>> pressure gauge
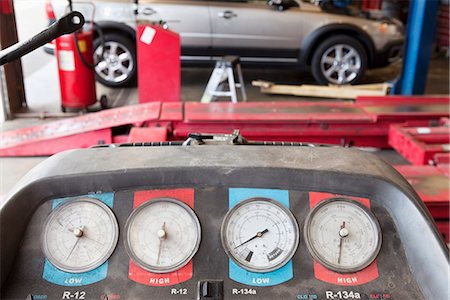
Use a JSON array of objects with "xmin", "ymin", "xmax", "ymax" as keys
[
  {"xmin": 221, "ymin": 198, "xmax": 299, "ymax": 273},
  {"xmin": 42, "ymin": 198, "xmax": 119, "ymax": 273},
  {"xmin": 124, "ymin": 198, "xmax": 201, "ymax": 273},
  {"xmin": 304, "ymin": 198, "xmax": 382, "ymax": 273}
]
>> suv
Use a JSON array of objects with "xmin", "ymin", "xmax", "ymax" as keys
[{"xmin": 46, "ymin": 0, "xmax": 404, "ymax": 88}]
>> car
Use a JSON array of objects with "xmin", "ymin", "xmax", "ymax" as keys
[{"xmin": 45, "ymin": 0, "xmax": 404, "ymax": 88}]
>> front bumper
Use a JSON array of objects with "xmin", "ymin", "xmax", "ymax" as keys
[{"xmin": 371, "ymin": 39, "xmax": 404, "ymax": 68}]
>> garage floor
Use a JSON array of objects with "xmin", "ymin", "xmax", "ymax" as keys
[
  {"xmin": 1, "ymin": 1, "xmax": 449, "ymax": 199},
  {"xmin": 13, "ymin": 55, "xmax": 450, "ymax": 116}
]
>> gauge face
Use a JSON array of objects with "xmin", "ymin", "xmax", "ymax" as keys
[
  {"xmin": 221, "ymin": 198, "xmax": 299, "ymax": 273},
  {"xmin": 42, "ymin": 198, "xmax": 119, "ymax": 273},
  {"xmin": 124, "ymin": 198, "xmax": 201, "ymax": 273},
  {"xmin": 304, "ymin": 198, "xmax": 382, "ymax": 273}
]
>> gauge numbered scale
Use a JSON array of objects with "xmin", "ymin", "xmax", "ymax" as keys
[
  {"xmin": 124, "ymin": 198, "xmax": 201, "ymax": 273},
  {"xmin": 221, "ymin": 198, "xmax": 299, "ymax": 273},
  {"xmin": 304, "ymin": 198, "xmax": 382, "ymax": 273},
  {"xmin": 42, "ymin": 198, "xmax": 119, "ymax": 273}
]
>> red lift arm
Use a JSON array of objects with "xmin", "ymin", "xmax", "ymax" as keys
[{"xmin": 0, "ymin": 96, "xmax": 448, "ymax": 156}]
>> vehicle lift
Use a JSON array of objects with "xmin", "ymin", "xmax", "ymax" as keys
[{"xmin": 0, "ymin": 3, "xmax": 448, "ymax": 242}]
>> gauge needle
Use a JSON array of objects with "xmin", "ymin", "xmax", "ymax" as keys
[
  {"xmin": 234, "ymin": 229, "xmax": 269, "ymax": 249},
  {"xmin": 66, "ymin": 226, "xmax": 84, "ymax": 261},
  {"xmin": 156, "ymin": 222, "xmax": 166, "ymax": 265},
  {"xmin": 337, "ymin": 221, "xmax": 349, "ymax": 264},
  {"xmin": 82, "ymin": 232, "xmax": 104, "ymax": 246}
]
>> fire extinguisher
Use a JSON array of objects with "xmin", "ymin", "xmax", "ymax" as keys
[{"xmin": 54, "ymin": 1, "xmax": 105, "ymax": 112}]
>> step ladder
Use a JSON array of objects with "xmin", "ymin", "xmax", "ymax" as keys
[{"xmin": 201, "ymin": 56, "xmax": 247, "ymax": 103}]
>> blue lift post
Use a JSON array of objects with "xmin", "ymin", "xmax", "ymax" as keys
[{"xmin": 393, "ymin": 0, "xmax": 440, "ymax": 95}]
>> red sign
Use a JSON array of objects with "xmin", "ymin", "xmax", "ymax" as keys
[
  {"xmin": 128, "ymin": 188, "xmax": 195, "ymax": 286},
  {"xmin": 308, "ymin": 192, "xmax": 379, "ymax": 286},
  {"xmin": 137, "ymin": 25, "xmax": 180, "ymax": 103}
]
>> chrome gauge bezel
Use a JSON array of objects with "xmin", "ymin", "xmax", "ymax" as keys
[
  {"xmin": 123, "ymin": 198, "xmax": 202, "ymax": 274},
  {"xmin": 42, "ymin": 197, "xmax": 119, "ymax": 273},
  {"xmin": 221, "ymin": 197, "xmax": 300, "ymax": 273},
  {"xmin": 303, "ymin": 197, "xmax": 382, "ymax": 273}
]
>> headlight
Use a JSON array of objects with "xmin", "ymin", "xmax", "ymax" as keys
[{"xmin": 378, "ymin": 22, "xmax": 403, "ymax": 35}]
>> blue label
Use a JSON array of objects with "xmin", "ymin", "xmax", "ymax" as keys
[
  {"xmin": 229, "ymin": 188, "xmax": 289, "ymax": 209},
  {"xmin": 51, "ymin": 193, "xmax": 114, "ymax": 209},
  {"xmin": 228, "ymin": 188, "xmax": 293, "ymax": 286},
  {"xmin": 229, "ymin": 260, "xmax": 293, "ymax": 287},
  {"xmin": 42, "ymin": 193, "xmax": 114, "ymax": 286},
  {"xmin": 43, "ymin": 260, "xmax": 108, "ymax": 287}
]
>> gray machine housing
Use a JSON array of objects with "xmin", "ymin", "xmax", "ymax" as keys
[{"xmin": 1, "ymin": 146, "xmax": 448, "ymax": 299}]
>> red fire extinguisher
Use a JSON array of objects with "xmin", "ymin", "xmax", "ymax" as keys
[{"xmin": 55, "ymin": 30, "xmax": 97, "ymax": 112}]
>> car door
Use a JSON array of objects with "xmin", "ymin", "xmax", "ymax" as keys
[
  {"xmin": 137, "ymin": 0, "xmax": 211, "ymax": 53},
  {"xmin": 209, "ymin": 0, "xmax": 302, "ymax": 60}
]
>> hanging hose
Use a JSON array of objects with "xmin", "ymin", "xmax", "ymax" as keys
[
  {"xmin": 65, "ymin": 0, "xmax": 109, "ymax": 110},
  {"xmin": 73, "ymin": 21, "xmax": 105, "ymax": 70},
  {"xmin": 72, "ymin": 21, "xmax": 109, "ymax": 109},
  {"xmin": 67, "ymin": 0, "xmax": 104, "ymax": 70}
]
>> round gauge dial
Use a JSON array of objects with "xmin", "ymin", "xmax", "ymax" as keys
[
  {"xmin": 304, "ymin": 198, "xmax": 382, "ymax": 273},
  {"xmin": 42, "ymin": 198, "xmax": 119, "ymax": 273},
  {"xmin": 221, "ymin": 198, "xmax": 299, "ymax": 273},
  {"xmin": 124, "ymin": 198, "xmax": 201, "ymax": 273}
]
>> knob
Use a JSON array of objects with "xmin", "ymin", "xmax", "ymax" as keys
[{"xmin": 197, "ymin": 280, "xmax": 223, "ymax": 299}]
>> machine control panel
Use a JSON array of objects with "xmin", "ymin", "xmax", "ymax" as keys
[
  {"xmin": 1, "ymin": 146, "xmax": 447, "ymax": 299},
  {"xmin": 2, "ymin": 188, "xmax": 423, "ymax": 299}
]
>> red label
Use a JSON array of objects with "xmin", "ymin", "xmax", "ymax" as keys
[
  {"xmin": 128, "ymin": 188, "xmax": 195, "ymax": 286},
  {"xmin": 129, "ymin": 260, "xmax": 193, "ymax": 287},
  {"xmin": 133, "ymin": 188, "xmax": 194, "ymax": 209},
  {"xmin": 309, "ymin": 192, "xmax": 379, "ymax": 286},
  {"xmin": 313, "ymin": 260, "xmax": 379, "ymax": 286}
]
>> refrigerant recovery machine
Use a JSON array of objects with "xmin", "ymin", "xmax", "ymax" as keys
[{"xmin": 1, "ymin": 135, "xmax": 449, "ymax": 300}]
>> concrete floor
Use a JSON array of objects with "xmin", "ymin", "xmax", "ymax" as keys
[{"xmin": 1, "ymin": 1, "xmax": 449, "ymax": 199}]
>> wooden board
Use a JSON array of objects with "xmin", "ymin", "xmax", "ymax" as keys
[{"xmin": 252, "ymin": 80, "xmax": 391, "ymax": 99}]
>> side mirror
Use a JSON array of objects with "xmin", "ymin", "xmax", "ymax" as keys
[{"xmin": 267, "ymin": 0, "xmax": 298, "ymax": 11}]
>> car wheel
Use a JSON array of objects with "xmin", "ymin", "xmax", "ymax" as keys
[
  {"xmin": 311, "ymin": 35, "xmax": 367, "ymax": 85},
  {"xmin": 93, "ymin": 33, "xmax": 137, "ymax": 88}
]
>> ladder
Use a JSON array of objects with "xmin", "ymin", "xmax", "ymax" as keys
[{"xmin": 201, "ymin": 56, "xmax": 247, "ymax": 103}]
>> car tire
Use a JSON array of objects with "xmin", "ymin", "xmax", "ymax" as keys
[
  {"xmin": 93, "ymin": 33, "xmax": 137, "ymax": 88},
  {"xmin": 311, "ymin": 35, "xmax": 367, "ymax": 85}
]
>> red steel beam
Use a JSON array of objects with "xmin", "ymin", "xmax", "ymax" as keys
[
  {"xmin": 388, "ymin": 121, "xmax": 450, "ymax": 165},
  {"xmin": 0, "ymin": 102, "xmax": 161, "ymax": 156},
  {"xmin": 0, "ymin": 96, "xmax": 448, "ymax": 156}
]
